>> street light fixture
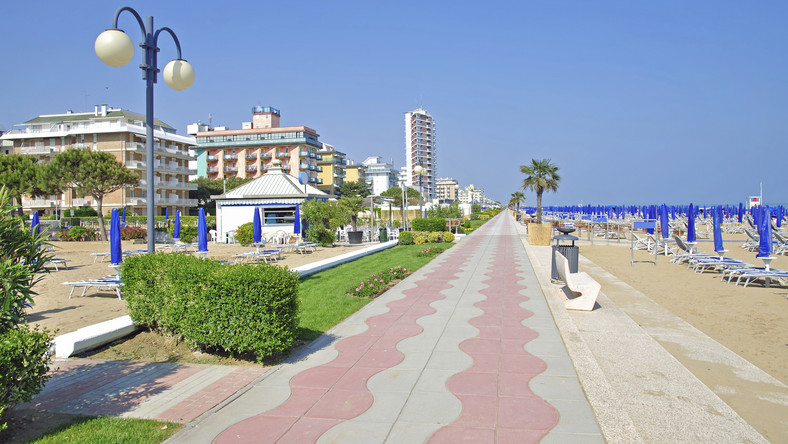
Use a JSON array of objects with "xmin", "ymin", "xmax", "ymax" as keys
[
  {"xmin": 414, "ymin": 164, "xmax": 426, "ymax": 218},
  {"xmin": 95, "ymin": 6, "xmax": 194, "ymax": 254}
]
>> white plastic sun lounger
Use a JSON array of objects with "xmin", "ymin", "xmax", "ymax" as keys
[{"xmin": 63, "ymin": 275, "xmax": 123, "ymax": 300}]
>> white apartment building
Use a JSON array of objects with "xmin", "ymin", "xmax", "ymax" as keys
[
  {"xmin": 404, "ymin": 107, "xmax": 436, "ymax": 198},
  {"xmin": 458, "ymin": 185, "xmax": 485, "ymax": 205},
  {"xmin": 435, "ymin": 177, "xmax": 459, "ymax": 203},
  {"xmin": 361, "ymin": 156, "xmax": 399, "ymax": 195},
  {"xmin": 0, "ymin": 105, "xmax": 197, "ymax": 216}
]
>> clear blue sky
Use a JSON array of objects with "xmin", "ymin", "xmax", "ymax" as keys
[{"xmin": 2, "ymin": 1, "xmax": 786, "ymax": 206}]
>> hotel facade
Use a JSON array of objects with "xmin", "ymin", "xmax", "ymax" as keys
[
  {"xmin": 190, "ymin": 106, "xmax": 323, "ymax": 186},
  {"xmin": 0, "ymin": 105, "xmax": 197, "ymax": 216},
  {"xmin": 404, "ymin": 107, "xmax": 436, "ymax": 199}
]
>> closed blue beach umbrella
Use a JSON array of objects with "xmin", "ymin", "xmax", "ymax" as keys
[
  {"xmin": 737, "ymin": 203, "xmax": 743, "ymax": 223},
  {"xmin": 165, "ymin": 207, "xmax": 169, "ymax": 220},
  {"xmin": 198, "ymin": 207, "xmax": 208, "ymax": 253},
  {"xmin": 293, "ymin": 203, "xmax": 301, "ymax": 235},
  {"xmin": 173, "ymin": 210, "xmax": 181, "ymax": 240},
  {"xmin": 122, "ymin": 206, "xmax": 127, "ymax": 224},
  {"xmin": 660, "ymin": 204, "xmax": 669, "ymax": 239},
  {"xmin": 713, "ymin": 207, "xmax": 724, "ymax": 253},
  {"xmin": 756, "ymin": 207, "xmax": 772, "ymax": 258},
  {"xmin": 110, "ymin": 208, "xmax": 122, "ymax": 265},
  {"xmin": 30, "ymin": 211, "xmax": 40, "ymax": 236},
  {"xmin": 253, "ymin": 208, "xmax": 262, "ymax": 243},
  {"xmin": 776, "ymin": 206, "xmax": 783, "ymax": 228},
  {"xmin": 687, "ymin": 203, "xmax": 697, "ymax": 242}
]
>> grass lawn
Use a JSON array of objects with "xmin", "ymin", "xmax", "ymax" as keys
[
  {"xmin": 297, "ymin": 243, "xmax": 452, "ymax": 340},
  {"xmin": 17, "ymin": 416, "xmax": 180, "ymax": 444}
]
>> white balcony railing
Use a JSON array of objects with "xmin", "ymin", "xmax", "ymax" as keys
[{"xmin": 20, "ymin": 146, "xmax": 54, "ymax": 155}]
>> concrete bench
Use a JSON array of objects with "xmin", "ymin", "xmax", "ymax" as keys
[{"xmin": 555, "ymin": 251, "xmax": 601, "ymax": 311}]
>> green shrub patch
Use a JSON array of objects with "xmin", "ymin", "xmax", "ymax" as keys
[
  {"xmin": 121, "ymin": 254, "xmax": 299, "ymax": 361},
  {"xmin": 410, "ymin": 217, "xmax": 447, "ymax": 232},
  {"xmin": 349, "ymin": 266, "xmax": 408, "ymax": 298}
]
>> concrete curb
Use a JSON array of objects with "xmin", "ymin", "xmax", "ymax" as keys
[{"xmin": 52, "ymin": 315, "xmax": 137, "ymax": 358}]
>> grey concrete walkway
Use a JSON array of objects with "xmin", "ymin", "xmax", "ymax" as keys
[
  {"xmin": 516, "ymin": 221, "xmax": 778, "ymax": 443},
  {"xmin": 169, "ymin": 213, "xmax": 602, "ymax": 443}
]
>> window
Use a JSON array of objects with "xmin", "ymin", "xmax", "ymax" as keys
[{"xmin": 263, "ymin": 207, "xmax": 296, "ymax": 225}]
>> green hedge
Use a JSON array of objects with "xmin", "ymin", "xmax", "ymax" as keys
[
  {"xmin": 234, "ymin": 222, "xmax": 254, "ymax": 245},
  {"xmin": 121, "ymin": 254, "xmax": 300, "ymax": 360},
  {"xmin": 399, "ymin": 230, "xmax": 455, "ymax": 246},
  {"xmin": 410, "ymin": 217, "xmax": 447, "ymax": 232},
  {"xmin": 0, "ymin": 325, "xmax": 53, "ymax": 428}
]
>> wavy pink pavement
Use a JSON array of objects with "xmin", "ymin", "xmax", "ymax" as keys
[
  {"xmin": 428, "ymin": 221, "xmax": 559, "ymax": 443},
  {"xmin": 215, "ymin": 236, "xmax": 484, "ymax": 443}
]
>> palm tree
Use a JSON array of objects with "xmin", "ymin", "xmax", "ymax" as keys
[
  {"xmin": 520, "ymin": 159, "xmax": 560, "ymax": 224},
  {"xmin": 508, "ymin": 191, "xmax": 525, "ymax": 212}
]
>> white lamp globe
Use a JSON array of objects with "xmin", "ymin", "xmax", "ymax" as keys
[
  {"xmin": 414, "ymin": 165, "xmax": 423, "ymax": 175},
  {"xmin": 162, "ymin": 59, "xmax": 195, "ymax": 91},
  {"xmin": 95, "ymin": 29, "xmax": 134, "ymax": 67}
]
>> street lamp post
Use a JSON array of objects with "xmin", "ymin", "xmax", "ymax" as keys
[
  {"xmin": 400, "ymin": 180, "xmax": 408, "ymax": 230},
  {"xmin": 95, "ymin": 6, "xmax": 194, "ymax": 254},
  {"xmin": 414, "ymin": 164, "xmax": 426, "ymax": 218}
]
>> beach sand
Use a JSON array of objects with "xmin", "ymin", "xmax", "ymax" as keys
[
  {"xmin": 577, "ymin": 232, "xmax": 788, "ymax": 386},
  {"xmin": 27, "ymin": 240, "xmax": 368, "ymax": 335}
]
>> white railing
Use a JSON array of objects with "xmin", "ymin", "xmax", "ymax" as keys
[{"xmin": 20, "ymin": 146, "xmax": 54, "ymax": 155}]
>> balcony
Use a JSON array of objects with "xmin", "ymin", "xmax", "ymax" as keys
[
  {"xmin": 276, "ymin": 152, "xmax": 290, "ymax": 158},
  {"xmin": 125, "ymin": 197, "xmax": 146, "ymax": 205},
  {"xmin": 245, "ymin": 154, "xmax": 258, "ymax": 160},
  {"xmin": 299, "ymin": 150, "xmax": 309, "ymax": 157},
  {"xmin": 309, "ymin": 165, "xmax": 317, "ymax": 171},
  {"xmin": 22, "ymin": 198, "xmax": 55, "ymax": 208},
  {"xmin": 246, "ymin": 166, "xmax": 257, "ymax": 172},
  {"xmin": 315, "ymin": 154, "xmax": 322, "ymax": 160},
  {"xmin": 126, "ymin": 160, "xmax": 146, "ymax": 169},
  {"xmin": 223, "ymin": 154, "xmax": 238, "ymax": 160},
  {"xmin": 223, "ymin": 166, "xmax": 239, "ymax": 173},
  {"xmin": 20, "ymin": 146, "xmax": 54, "ymax": 155},
  {"xmin": 207, "ymin": 154, "xmax": 218, "ymax": 161},
  {"xmin": 71, "ymin": 143, "xmax": 89, "ymax": 149},
  {"xmin": 299, "ymin": 163, "xmax": 308, "ymax": 170},
  {"xmin": 126, "ymin": 142, "xmax": 146, "ymax": 152},
  {"xmin": 260, "ymin": 153, "xmax": 272, "ymax": 159},
  {"xmin": 207, "ymin": 167, "xmax": 219, "ymax": 173}
]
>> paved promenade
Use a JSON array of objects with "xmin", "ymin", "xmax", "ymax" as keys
[{"xmin": 171, "ymin": 213, "xmax": 601, "ymax": 443}]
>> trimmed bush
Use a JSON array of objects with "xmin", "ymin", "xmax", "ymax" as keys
[
  {"xmin": 121, "ymin": 226, "xmax": 147, "ymax": 240},
  {"xmin": 121, "ymin": 254, "xmax": 300, "ymax": 360},
  {"xmin": 63, "ymin": 226, "xmax": 96, "ymax": 241},
  {"xmin": 410, "ymin": 217, "xmax": 447, "ymax": 232},
  {"xmin": 234, "ymin": 222, "xmax": 254, "ymax": 245},
  {"xmin": 166, "ymin": 224, "xmax": 197, "ymax": 243},
  {"xmin": 306, "ymin": 225, "xmax": 335, "ymax": 246},
  {"xmin": 0, "ymin": 325, "xmax": 53, "ymax": 428},
  {"xmin": 427, "ymin": 232, "xmax": 442, "ymax": 243},
  {"xmin": 413, "ymin": 233, "xmax": 428, "ymax": 244},
  {"xmin": 442, "ymin": 231, "xmax": 455, "ymax": 242},
  {"xmin": 398, "ymin": 231, "xmax": 414, "ymax": 245}
]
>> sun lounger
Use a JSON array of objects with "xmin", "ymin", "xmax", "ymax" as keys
[
  {"xmin": 62, "ymin": 274, "xmax": 123, "ymax": 300},
  {"xmin": 555, "ymin": 251, "xmax": 600, "ymax": 311},
  {"xmin": 45, "ymin": 258, "xmax": 71, "ymax": 271}
]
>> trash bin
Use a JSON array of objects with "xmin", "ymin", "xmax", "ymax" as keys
[
  {"xmin": 551, "ymin": 231, "xmax": 579, "ymax": 281},
  {"xmin": 379, "ymin": 228, "xmax": 387, "ymax": 242}
]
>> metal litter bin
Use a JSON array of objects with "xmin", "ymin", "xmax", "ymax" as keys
[{"xmin": 551, "ymin": 229, "xmax": 579, "ymax": 281}]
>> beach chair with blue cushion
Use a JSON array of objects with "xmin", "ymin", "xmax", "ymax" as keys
[{"xmin": 62, "ymin": 274, "xmax": 123, "ymax": 300}]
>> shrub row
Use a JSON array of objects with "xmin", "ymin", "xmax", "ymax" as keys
[
  {"xmin": 398, "ymin": 231, "xmax": 454, "ymax": 245},
  {"xmin": 121, "ymin": 254, "xmax": 300, "ymax": 361},
  {"xmin": 166, "ymin": 224, "xmax": 199, "ymax": 243},
  {"xmin": 410, "ymin": 217, "xmax": 448, "ymax": 232}
]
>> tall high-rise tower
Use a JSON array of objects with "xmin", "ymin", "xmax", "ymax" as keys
[{"xmin": 404, "ymin": 107, "xmax": 436, "ymax": 198}]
